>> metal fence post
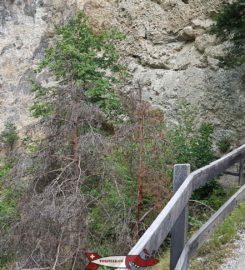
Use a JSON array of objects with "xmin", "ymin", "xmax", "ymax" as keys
[
  {"xmin": 239, "ymin": 160, "xmax": 245, "ymax": 186},
  {"xmin": 170, "ymin": 164, "xmax": 190, "ymax": 270}
]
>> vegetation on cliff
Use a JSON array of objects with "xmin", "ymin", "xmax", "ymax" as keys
[
  {"xmin": 211, "ymin": 0, "xmax": 245, "ymax": 67},
  {"xmin": 0, "ymin": 12, "xmax": 171, "ymax": 269},
  {"xmin": 0, "ymin": 1, "xmax": 244, "ymax": 268}
]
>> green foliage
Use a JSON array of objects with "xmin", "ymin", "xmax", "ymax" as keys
[
  {"xmin": 190, "ymin": 123, "xmax": 215, "ymax": 169},
  {"xmin": 189, "ymin": 215, "xmax": 206, "ymax": 231},
  {"xmin": 30, "ymin": 79, "xmax": 48, "ymax": 98},
  {"xmin": 169, "ymin": 103, "xmax": 215, "ymax": 171},
  {"xmin": 29, "ymin": 80, "xmax": 53, "ymax": 118},
  {"xmin": 217, "ymin": 136, "xmax": 232, "ymax": 153},
  {"xmin": 210, "ymin": 0, "xmax": 245, "ymax": 67},
  {"xmin": 0, "ymin": 187, "xmax": 18, "ymax": 228},
  {"xmin": 81, "ymin": 148, "xmax": 137, "ymax": 253},
  {"xmin": 152, "ymin": 249, "xmax": 170, "ymax": 270},
  {"xmin": 38, "ymin": 12, "xmax": 125, "ymax": 117},
  {"xmin": 30, "ymin": 101, "xmax": 53, "ymax": 118},
  {"xmin": 22, "ymin": 137, "xmax": 40, "ymax": 154},
  {"xmin": 202, "ymin": 187, "xmax": 227, "ymax": 209},
  {"xmin": 0, "ymin": 253, "xmax": 13, "ymax": 269},
  {"xmin": 82, "ymin": 106, "xmax": 170, "ymax": 251},
  {"xmin": 168, "ymin": 102, "xmax": 226, "ymax": 203},
  {"xmin": 0, "ymin": 158, "xmax": 19, "ymax": 268},
  {"xmin": 0, "ymin": 162, "xmax": 11, "ymax": 178},
  {"xmin": 20, "ymin": 12, "xmax": 128, "ymax": 265},
  {"xmin": 190, "ymin": 201, "xmax": 245, "ymax": 270},
  {"xmin": 0, "ymin": 159, "xmax": 17, "ymax": 230},
  {"xmin": 0, "ymin": 123, "xmax": 18, "ymax": 150},
  {"xmin": 118, "ymin": 106, "xmax": 171, "ymax": 225},
  {"xmin": 192, "ymin": 178, "xmax": 224, "ymax": 202},
  {"xmin": 0, "ymin": 159, "xmax": 12, "ymax": 178}
]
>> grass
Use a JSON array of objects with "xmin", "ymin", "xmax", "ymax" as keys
[
  {"xmin": 0, "ymin": 159, "xmax": 17, "ymax": 269},
  {"xmin": 152, "ymin": 196, "xmax": 245, "ymax": 270},
  {"xmin": 152, "ymin": 249, "xmax": 170, "ymax": 270},
  {"xmin": 190, "ymin": 200, "xmax": 245, "ymax": 270}
]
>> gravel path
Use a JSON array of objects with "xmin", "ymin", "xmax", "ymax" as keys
[{"xmin": 220, "ymin": 231, "xmax": 245, "ymax": 270}]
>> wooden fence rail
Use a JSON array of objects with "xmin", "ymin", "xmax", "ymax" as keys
[
  {"xmin": 175, "ymin": 183, "xmax": 245, "ymax": 270},
  {"xmin": 128, "ymin": 144, "xmax": 245, "ymax": 270}
]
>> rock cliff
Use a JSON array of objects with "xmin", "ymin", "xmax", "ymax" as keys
[{"xmin": 0, "ymin": 0, "xmax": 244, "ymax": 142}]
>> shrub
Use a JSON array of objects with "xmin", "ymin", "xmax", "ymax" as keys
[
  {"xmin": 0, "ymin": 158, "xmax": 18, "ymax": 230},
  {"xmin": 82, "ymin": 102, "xmax": 171, "ymax": 251},
  {"xmin": 217, "ymin": 136, "xmax": 232, "ymax": 153},
  {"xmin": 115, "ymin": 101, "xmax": 171, "ymax": 239},
  {"xmin": 210, "ymin": 0, "xmax": 245, "ymax": 67},
  {"xmin": 83, "ymin": 163, "xmax": 136, "ymax": 254},
  {"xmin": 7, "ymin": 11, "xmax": 129, "ymax": 269},
  {"xmin": 37, "ymin": 12, "xmax": 125, "ymax": 119},
  {"xmin": 0, "ymin": 187, "xmax": 18, "ymax": 228},
  {"xmin": 190, "ymin": 201, "xmax": 245, "ymax": 270},
  {"xmin": 0, "ymin": 122, "xmax": 18, "ymax": 150},
  {"xmin": 168, "ymin": 103, "xmax": 215, "ymax": 170},
  {"xmin": 168, "ymin": 102, "xmax": 223, "ymax": 202}
]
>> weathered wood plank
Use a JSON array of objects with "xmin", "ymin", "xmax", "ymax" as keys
[
  {"xmin": 174, "ymin": 246, "xmax": 189, "ymax": 270},
  {"xmin": 224, "ymin": 171, "xmax": 239, "ymax": 177},
  {"xmin": 174, "ymin": 183, "xmax": 245, "ymax": 270},
  {"xmin": 239, "ymin": 160, "xmax": 245, "ymax": 185},
  {"xmin": 129, "ymin": 144, "xmax": 245, "ymax": 256},
  {"xmin": 170, "ymin": 165, "xmax": 190, "ymax": 270},
  {"xmin": 129, "ymin": 175, "xmax": 192, "ymax": 255},
  {"xmin": 189, "ymin": 184, "xmax": 245, "ymax": 256}
]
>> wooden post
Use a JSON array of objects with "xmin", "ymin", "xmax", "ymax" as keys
[
  {"xmin": 239, "ymin": 160, "xmax": 245, "ymax": 186},
  {"xmin": 170, "ymin": 164, "xmax": 190, "ymax": 270}
]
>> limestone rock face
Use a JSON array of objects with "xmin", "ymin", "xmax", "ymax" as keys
[
  {"xmin": 107, "ymin": 0, "xmax": 244, "ymax": 143},
  {"xmin": 0, "ymin": 0, "xmax": 85, "ymax": 132},
  {"xmin": 0, "ymin": 0, "xmax": 244, "ymax": 143}
]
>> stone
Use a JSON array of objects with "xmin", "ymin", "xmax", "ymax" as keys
[
  {"xmin": 15, "ymin": 36, "xmax": 23, "ymax": 49},
  {"xmin": 207, "ymin": 56, "xmax": 220, "ymax": 70},
  {"xmin": 204, "ymin": 44, "xmax": 226, "ymax": 58},
  {"xmin": 0, "ymin": 0, "xmax": 244, "ymax": 145},
  {"xmin": 192, "ymin": 18, "xmax": 214, "ymax": 29},
  {"xmin": 195, "ymin": 34, "xmax": 217, "ymax": 53},
  {"xmin": 178, "ymin": 26, "xmax": 196, "ymax": 41}
]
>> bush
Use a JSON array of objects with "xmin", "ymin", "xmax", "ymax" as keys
[
  {"xmin": 37, "ymin": 12, "xmax": 125, "ymax": 119},
  {"xmin": 190, "ymin": 201, "xmax": 245, "ymax": 270},
  {"xmin": 0, "ymin": 187, "xmax": 18, "ymax": 228},
  {"xmin": 210, "ymin": 0, "xmax": 245, "ymax": 67},
  {"xmin": 6, "ymin": 11, "xmax": 129, "ymax": 268},
  {"xmin": 82, "ymin": 103, "xmax": 171, "ymax": 252},
  {"xmin": 0, "ymin": 158, "xmax": 18, "ymax": 269},
  {"xmin": 0, "ymin": 123, "xmax": 18, "ymax": 150},
  {"xmin": 0, "ymin": 159, "xmax": 18, "ymax": 229},
  {"xmin": 217, "ymin": 136, "xmax": 232, "ymax": 153},
  {"xmin": 168, "ymin": 102, "xmax": 223, "ymax": 202},
  {"xmin": 169, "ymin": 103, "xmax": 215, "ymax": 170},
  {"xmin": 81, "ymin": 147, "xmax": 137, "ymax": 253}
]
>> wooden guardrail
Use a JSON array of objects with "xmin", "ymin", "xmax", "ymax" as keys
[{"xmin": 128, "ymin": 144, "xmax": 245, "ymax": 270}]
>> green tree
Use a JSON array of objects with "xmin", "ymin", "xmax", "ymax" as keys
[
  {"xmin": 3, "ymin": 12, "xmax": 131, "ymax": 269},
  {"xmin": 211, "ymin": 0, "xmax": 245, "ymax": 67},
  {"xmin": 168, "ymin": 102, "xmax": 224, "ymax": 202},
  {"xmin": 37, "ymin": 12, "xmax": 125, "ymax": 117}
]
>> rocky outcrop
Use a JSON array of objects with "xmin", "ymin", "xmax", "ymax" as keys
[
  {"xmin": 0, "ymin": 0, "xmax": 85, "ymax": 132},
  {"xmin": 113, "ymin": 0, "xmax": 244, "ymax": 143},
  {"xmin": 0, "ymin": 0, "xmax": 244, "ymax": 143}
]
